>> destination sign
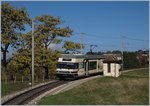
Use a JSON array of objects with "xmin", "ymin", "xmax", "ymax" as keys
[{"xmin": 63, "ymin": 59, "xmax": 72, "ymax": 61}]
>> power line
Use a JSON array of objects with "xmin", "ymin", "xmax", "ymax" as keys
[
  {"xmin": 73, "ymin": 32, "xmax": 148, "ymax": 42},
  {"xmin": 125, "ymin": 37, "xmax": 148, "ymax": 42},
  {"xmin": 62, "ymin": 36, "xmax": 148, "ymax": 47},
  {"xmin": 73, "ymin": 32, "xmax": 120, "ymax": 39},
  {"xmin": 58, "ymin": 32, "xmax": 148, "ymax": 52},
  {"xmin": 59, "ymin": 38, "xmax": 147, "ymax": 51},
  {"xmin": 61, "ymin": 40, "xmax": 118, "ymax": 48}
]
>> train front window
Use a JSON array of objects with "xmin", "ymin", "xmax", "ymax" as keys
[{"xmin": 57, "ymin": 62, "xmax": 78, "ymax": 69}]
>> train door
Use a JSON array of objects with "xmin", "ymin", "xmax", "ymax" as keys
[
  {"xmin": 84, "ymin": 61, "xmax": 89, "ymax": 76},
  {"xmin": 108, "ymin": 63, "xmax": 111, "ymax": 73}
]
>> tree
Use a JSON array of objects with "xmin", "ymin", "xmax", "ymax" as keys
[
  {"xmin": 34, "ymin": 15, "xmax": 73, "ymax": 50},
  {"xmin": 1, "ymin": 3, "xmax": 31, "ymax": 67},
  {"xmin": 137, "ymin": 50, "xmax": 149, "ymax": 66},
  {"xmin": 7, "ymin": 61, "xmax": 20, "ymax": 83},
  {"xmin": 10, "ymin": 14, "xmax": 72, "ymax": 81},
  {"xmin": 106, "ymin": 51, "xmax": 112, "ymax": 54},
  {"xmin": 123, "ymin": 51, "xmax": 140, "ymax": 69},
  {"xmin": 63, "ymin": 41, "xmax": 84, "ymax": 53},
  {"xmin": 33, "ymin": 15, "xmax": 73, "ymax": 77},
  {"xmin": 2, "ymin": 5, "xmax": 73, "ymax": 81},
  {"xmin": 11, "ymin": 42, "xmax": 60, "ymax": 81},
  {"xmin": 112, "ymin": 50, "xmax": 121, "ymax": 54},
  {"xmin": 21, "ymin": 68, "xmax": 30, "ymax": 82}
]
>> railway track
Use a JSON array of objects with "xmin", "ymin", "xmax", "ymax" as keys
[
  {"xmin": 2, "ymin": 80, "xmax": 68, "ymax": 105},
  {"xmin": 3, "ymin": 68, "xmax": 147, "ymax": 105}
]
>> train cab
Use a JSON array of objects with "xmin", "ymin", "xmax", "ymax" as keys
[{"xmin": 56, "ymin": 54, "xmax": 105, "ymax": 79}]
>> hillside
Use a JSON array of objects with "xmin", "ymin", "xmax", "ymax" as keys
[{"xmin": 38, "ymin": 68, "xmax": 149, "ymax": 105}]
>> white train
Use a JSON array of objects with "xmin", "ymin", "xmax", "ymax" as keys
[{"xmin": 56, "ymin": 54, "xmax": 105, "ymax": 79}]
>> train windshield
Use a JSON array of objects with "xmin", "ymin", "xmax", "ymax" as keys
[{"xmin": 57, "ymin": 62, "xmax": 78, "ymax": 69}]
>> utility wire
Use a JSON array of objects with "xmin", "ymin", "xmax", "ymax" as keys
[
  {"xmin": 73, "ymin": 32, "xmax": 148, "ymax": 42},
  {"xmin": 57, "ymin": 32, "xmax": 148, "ymax": 52},
  {"xmin": 61, "ymin": 39, "xmax": 146, "ymax": 49},
  {"xmin": 125, "ymin": 37, "xmax": 148, "ymax": 42}
]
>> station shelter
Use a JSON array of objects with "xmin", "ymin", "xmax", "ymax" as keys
[{"xmin": 103, "ymin": 55, "xmax": 122, "ymax": 77}]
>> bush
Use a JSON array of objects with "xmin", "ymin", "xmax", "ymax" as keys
[{"xmin": 123, "ymin": 52, "xmax": 140, "ymax": 69}]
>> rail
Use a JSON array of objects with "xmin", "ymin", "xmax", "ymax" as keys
[{"xmin": 2, "ymin": 80, "xmax": 68, "ymax": 105}]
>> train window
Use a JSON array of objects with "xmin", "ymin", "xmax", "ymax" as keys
[
  {"xmin": 63, "ymin": 59, "xmax": 72, "ymax": 61},
  {"xmin": 57, "ymin": 62, "xmax": 78, "ymax": 69},
  {"xmin": 79, "ymin": 62, "xmax": 84, "ymax": 69},
  {"xmin": 88, "ymin": 61, "xmax": 97, "ymax": 70}
]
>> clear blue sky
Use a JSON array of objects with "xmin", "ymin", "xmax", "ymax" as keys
[{"xmin": 3, "ymin": 1, "xmax": 149, "ymax": 53}]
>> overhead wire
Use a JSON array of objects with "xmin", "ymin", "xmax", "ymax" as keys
[
  {"xmin": 54, "ymin": 31, "xmax": 148, "ymax": 52},
  {"xmin": 73, "ymin": 32, "xmax": 148, "ymax": 42}
]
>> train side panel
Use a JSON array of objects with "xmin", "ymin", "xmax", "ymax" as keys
[{"xmin": 87, "ymin": 59, "xmax": 103, "ymax": 75}]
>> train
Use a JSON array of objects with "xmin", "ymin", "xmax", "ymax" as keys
[{"xmin": 56, "ymin": 54, "xmax": 106, "ymax": 79}]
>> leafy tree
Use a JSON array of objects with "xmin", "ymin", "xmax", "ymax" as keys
[
  {"xmin": 137, "ymin": 50, "xmax": 149, "ymax": 66},
  {"xmin": 10, "ymin": 14, "xmax": 70, "ymax": 80},
  {"xmin": 112, "ymin": 50, "xmax": 121, "ymax": 54},
  {"xmin": 106, "ymin": 51, "xmax": 112, "ymax": 54},
  {"xmin": 34, "ymin": 46, "xmax": 60, "ymax": 80},
  {"xmin": 2, "ymin": 4, "xmax": 73, "ymax": 82},
  {"xmin": 1, "ymin": 3, "xmax": 31, "ymax": 67},
  {"xmin": 11, "ymin": 44, "xmax": 60, "ymax": 81},
  {"xmin": 123, "ymin": 51, "xmax": 140, "ymax": 69},
  {"xmin": 63, "ymin": 41, "xmax": 84, "ymax": 53},
  {"xmin": 21, "ymin": 68, "xmax": 30, "ymax": 82},
  {"xmin": 9, "ymin": 47, "xmax": 31, "ymax": 82},
  {"xmin": 33, "ymin": 15, "xmax": 72, "ymax": 78},
  {"xmin": 7, "ymin": 61, "xmax": 20, "ymax": 83},
  {"xmin": 34, "ymin": 15, "xmax": 73, "ymax": 49}
]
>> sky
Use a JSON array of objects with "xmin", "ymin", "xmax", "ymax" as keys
[{"xmin": 2, "ymin": 1, "xmax": 149, "ymax": 54}]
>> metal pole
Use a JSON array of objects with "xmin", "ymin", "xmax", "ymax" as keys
[
  {"xmin": 80, "ymin": 33, "xmax": 83, "ymax": 54},
  {"xmin": 90, "ymin": 45, "xmax": 92, "ymax": 53},
  {"xmin": 121, "ymin": 36, "xmax": 125, "ymax": 72},
  {"xmin": 32, "ymin": 20, "xmax": 34, "ymax": 86}
]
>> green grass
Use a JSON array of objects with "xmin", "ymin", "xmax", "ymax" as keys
[
  {"xmin": 38, "ymin": 68, "xmax": 149, "ymax": 105},
  {"xmin": 1, "ymin": 81, "xmax": 30, "ymax": 97},
  {"xmin": 1, "ymin": 79, "xmax": 51, "ymax": 97}
]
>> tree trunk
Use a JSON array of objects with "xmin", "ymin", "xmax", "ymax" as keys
[
  {"xmin": 13, "ymin": 75, "xmax": 16, "ymax": 83},
  {"xmin": 28, "ymin": 75, "xmax": 31, "ymax": 82},
  {"xmin": 4, "ymin": 74, "xmax": 7, "ymax": 84},
  {"xmin": 48, "ymin": 75, "xmax": 50, "ymax": 80},
  {"xmin": 2, "ymin": 44, "xmax": 10, "ymax": 68},
  {"xmin": 29, "ymin": 68, "xmax": 32, "ymax": 83},
  {"xmin": 36, "ymin": 75, "xmax": 38, "ymax": 82},
  {"xmin": 42, "ymin": 76, "xmax": 45, "ymax": 82},
  {"xmin": 22, "ymin": 76, "xmax": 24, "ymax": 82},
  {"xmin": 3, "ymin": 51, "xmax": 7, "ymax": 67},
  {"xmin": 3, "ymin": 67, "xmax": 8, "ymax": 84},
  {"xmin": 15, "ymin": 75, "xmax": 16, "ymax": 83},
  {"xmin": 2, "ymin": 44, "xmax": 10, "ymax": 84},
  {"xmin": 44, "ymin": 67, "xmax": 49, "ymax": 79},
  {"xmin": 13, "ymin": 75, "xmax": 15, "ymax": 83}
]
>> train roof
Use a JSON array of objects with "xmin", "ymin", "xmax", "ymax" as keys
[
  {"xmin": 60, "ymin": 54, "xmax": 105, "ymax": 60},
  {"xmin": 85, "ymin": 54, "xmax": 105, "ymax": 59}
]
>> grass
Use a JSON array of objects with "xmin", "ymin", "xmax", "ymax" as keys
[
  {"xmin": 38, "ymin": 68, "xmax": 149, "ymax": 105},
  {"xmin": 1, "ymin": 79, "xmax": 51, "ymax": 97},
  {"xmin": 1, "ymin": 81, "xmax": 30, "ymax": 97}
]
